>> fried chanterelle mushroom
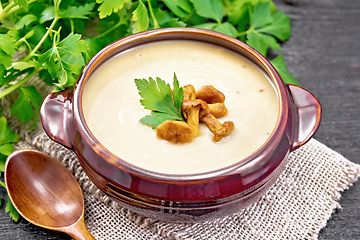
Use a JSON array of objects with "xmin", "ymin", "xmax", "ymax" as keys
[
  {"xmin": 196, "ymin": 85, "xmax": 225, "ymax": 104},
  {"xmin": 181, "ymin": 99, "xmax": 208, "ymax": 137},
  {"xmin": 156, "ymin": 120, "xmax": 194, "ymax": 144},
  {"xmin": 208, "ymin": 103, "xmax": 228, "ymax": 118},
  {"xmin": 201, "ymin": 113, "xmax": 235, "ymax": 142},
  {"xmin": 183, "ymin": 84, "xmax": 196, "ymax": 100}
]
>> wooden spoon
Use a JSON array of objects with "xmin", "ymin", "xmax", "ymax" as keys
[{"xmin": 4, "ymin": 149, "xmax": 95, "ymax": 240}]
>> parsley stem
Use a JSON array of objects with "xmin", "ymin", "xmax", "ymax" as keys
[
  {"xmin": 5, "ymin": 0, "xmax": 37, "ymax": 16},
  {"xmin": 70, "ymin": 19, "xmax": 74, "ymax": 33},
  {"xmin": 96, "ymin": 21, "xmax": 123, "ymax": 39},
  {"xmin": 236, "ymin": 30, "xmax": 249, "ymax": 38},
  {"xmin": 0, "ymin": 1, "xmax": 16, "ymax": 21},
  {"xmin": 147, "ymin": 0, "xmax": 160, "ymax": 29},
  {"xmin": 0, "ymin": 68, "xmax": 41, "ymax": 99},
  {"xmin": 23, "ymin": 17, "xmax": 59, "ymax": 62}
]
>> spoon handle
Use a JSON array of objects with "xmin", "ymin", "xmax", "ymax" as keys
[{"xmin": 64, "ymin": 215, "xmax": 96, "ymax": 240}]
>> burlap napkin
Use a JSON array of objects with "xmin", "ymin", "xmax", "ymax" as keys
[{"xmin": 2, "ymin": 76, "xmax": 360, "ymax": 240}]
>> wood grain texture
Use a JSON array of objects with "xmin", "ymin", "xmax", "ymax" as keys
[
  {"xmin": 274, "ymin": 0, "xmax": 360, "ymax": 239},
  {"xmin": 1, "ymin": 0, "xmax": 360, "ymax": 239}
]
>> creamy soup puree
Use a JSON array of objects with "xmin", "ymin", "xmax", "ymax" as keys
[{"xmin": 82, "ymin": 40, "xmax": 279, "ymax": 174}]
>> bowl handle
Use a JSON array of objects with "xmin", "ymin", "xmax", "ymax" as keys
[
  {"xmin": 288, "ymin": 84, "xmax": 322, "ymax": 151},
  {"xmin": 40, "ymin": 88, "xmax": 74, "ymax": 149}
]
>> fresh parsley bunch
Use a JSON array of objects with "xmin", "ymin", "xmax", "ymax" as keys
[{"xmin": 0, "ymin": 0, "xmax": 298, "ymax": 221}]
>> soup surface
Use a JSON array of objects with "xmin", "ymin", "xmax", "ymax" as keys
[{"xmin": 82, "ymin": 40, "xmax": 279, "ymax": 174}]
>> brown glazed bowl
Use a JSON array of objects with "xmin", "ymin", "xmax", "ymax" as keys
[{"xmin": 40, "ymin": 28, "xmax": 321, "ymax": 222}]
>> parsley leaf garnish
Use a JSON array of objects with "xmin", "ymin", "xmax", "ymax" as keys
[{"xmin": 135, "ymin": 74, "xmax": 185, "ymax": 129}]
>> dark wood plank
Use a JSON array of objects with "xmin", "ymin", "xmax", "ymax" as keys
[
  {"xmin": 1, "ymin": 0, "xmax": 360, "ymax": 239},
  {"xmin": 274, "ymin": 0, "xmax": 360, "ymax": 239}
]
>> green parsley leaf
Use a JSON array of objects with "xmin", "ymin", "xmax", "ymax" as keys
[
  {"xmin": 0, "ymin": 116, "xmax": 20, "ymax": 146},
  {"xmin": 0, "ymin": 154, "xmax": 6, "ymax": 172},
  {"xmin": 250, "ymin": 2, "xmax": 273, "ymax": 29},
  {"xmin": 5, "ymin": 195, "xmax": 20, "ymax": 222},
  {"xmin": 153, "ymin": 8, "xmax": 174, "ymax": 24},
  {"xmin": 162, "ymin": 0, "xmax": 192, "ymax": 19},
  {"xmin": 244, "ymin": 2, "xmax": 290, "ymax": 56},
  {"xmin": 23, "ymin": 30, "xmax": 35, "ymax": 40},
  {"xmin": 190, "ymin": 0, "xmax": 223, "ymax": 23},
  {"xmin": 0, "ymin": 116, "xmax": 19, "ymax": 171},
  {"xmin": 0, "ymin": 50, "xmax": 13, "ymax": 69},
  {"xmin": 135, "ymin": 74, "xmax": 185, "ymax": 129},
  {"xmin": 247, "ymin": 31, "xmax": 281, "ymax": 56},
  {"xmin": 131, "ymin": 0, "xmax": 149, "ymax": 33},
  {"xmin": 39, "ymin": 32, "xmax": 88, "ymax": 88},
  {"xmin": 0, "ymin": 34, "xmax": 17, "ymax": 56},
  {"xmin": 0, "ymin": 144, "xmax": 15, "ymax": 172},
  {"xmin": 39, "ymin": 6, "xmax": 55, "ymax": 23},
  {"xmin": 194, "ymin": 22, "xmax": 218, "ymax": 30},
  {"xmin": 270, "ymin": 55, "xmax": 300, "ymax": 86},
  {"xmin": 14, "ymin": 0, "xmax": 30, "ymax": 9},
  {"xmin": 171, "ymin": 73, "xmax": 183, "ymax": 111},
  {"xmin": 10, "ymin": 86, "xmax": 43, "ymax": 129},
  {"xmin": 254, "ymin": 0, "xmax": 278, "ymax": 12},
  {"xmin": 0, "ymin": 181, "xmax": 20, "ymax": 222},
  {"xmin": 0, "ymin": 65, "xmax": 6, "ymax": 87},
  {"xmin": 225, "ymin": 0, "xmax": 275, "ymax": 21},
  {"xmin": 227, "ymin": 1, "xmax": 250, "ymax": 31},
  {"xmin": 153, "ymin": 8, "xmax": 186, "ymax": 28},
  {"xmin": 96, "ymin": 0, "xmax": 130, "ymax": 19},
  {"xmin": 60, "ymin": 3, "xmax": 95, "ymax": 19},
  {"xmin": 0, "ymin": 143, "xmax": 15, "ymax": 158},
  {"xmin": 12, "ymin": 61, "xmax": 39, "ymax": 71},
  {"xmin": 259, "ymin": 11, "xmax": 291, "ymax": 41},
  {"xmin": 15, "ymin": 14, "xmax": 38, "ymax": 29},
  {"xmin": 194, "ymin": 22, "xmax": 237, "ymax": 38},
  {"xmin": 84, "ymin": 38, "xmax": 109, "ymax": 63},
  {"xmin": 213, "ymin": 22, "xmax": 238, "ymax": 38},
  {"xmin": 161, "ymin": 18, "xmax": 187, "ymax": 28},
  {"xmin": 38, "ymin": 69, "xmax": 54, "ymax": 86}
]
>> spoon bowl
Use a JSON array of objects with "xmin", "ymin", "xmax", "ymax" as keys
[{"xmin": 5, "ymin": 149, "xmax": 95, "ymax": 240}]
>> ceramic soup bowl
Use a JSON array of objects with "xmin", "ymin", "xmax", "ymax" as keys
[{"xmin": 40, "ymin": 28, "xmax": 321, "ymax": 222}]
